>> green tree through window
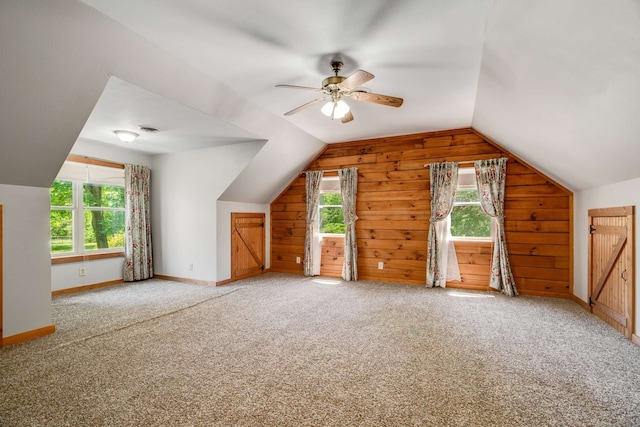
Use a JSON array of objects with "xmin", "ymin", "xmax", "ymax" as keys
[
  {"xmin": 450, "ymin": 188, "xmax": 491, "ymax": 238},
  {"xmin": 50, "ymin": 180, "xmax": 74, "ymax": 253},
  {"xmin": 83, "ymin": 183, "xmax": 125, "ymax": 250},
  {"xmin": 319, "ymin": 192, "xmax": 345, "ymax": 234},
  {"xmin": 50, "ymin": 178, "xmax": 125, "ymax": 254}
]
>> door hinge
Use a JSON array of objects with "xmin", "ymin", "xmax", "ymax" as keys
[
  {"xmin": 589, "ymin": 225, "xmax": 596, "ymax": 234},
  {"xmin": 261, "ymin": 265, "xmax": 265, "ymax": 270},
  {"xmin": 260, "ymin": 222, "xmax": 265, "ymax": 228}
]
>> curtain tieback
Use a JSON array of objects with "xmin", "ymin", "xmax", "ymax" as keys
[{"xmin": 429, "ymin": 216, "xmax": 448, "ymax": 223}]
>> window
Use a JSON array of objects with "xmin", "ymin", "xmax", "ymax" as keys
[
  {"xmin": 319, "ymin": 177, "xmax": 345, "ymax": 235},
  {"xmin": 450, "ymin": 168, "xmax": 492, "ymax": 240},
  {"xmin": 50, "ymin": 161, "xmax": 125, "ymax": 255}
]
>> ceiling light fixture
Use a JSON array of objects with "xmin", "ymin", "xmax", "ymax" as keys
[
  {"xmin": 321, "ymin": 99, "xmax": 350, "ymax": 120},
  {"xmin": 113, "ymin": 130, "xmax": 138, "ymax": 143}
]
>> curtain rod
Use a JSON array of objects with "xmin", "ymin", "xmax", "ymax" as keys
[
  {"xmin": 424, "ymin": 157, "xmax": 507, "ymax": 168},
  {"xmin": 302, "ymin": 168, "xmax": 342, "ymax": 175},
  {"xmin": 424, "ymin": 161, "xmax": 476, "ymax": 168}
]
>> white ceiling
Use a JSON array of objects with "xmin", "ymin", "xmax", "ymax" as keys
[
  {"xmin": 473, "ymin": 0, "xmax": 640, "ymax": 190},
  {"xmin": 79, "ymin": 77, "xmax": 264, "ymax": 154},
  {"xmin": 1, "ymin": 0, "xmax": 639, "ymax": 196},
  {"xmin": 80, "ymin": 0, "xmax": 489, "ymax": 143}
]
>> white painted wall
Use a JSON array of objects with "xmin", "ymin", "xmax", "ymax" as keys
[
  {"xmin": 152, "ymin": 141, "xmax": 266, "ymax": 283},
  {"xmin": 51, "ymin": 258, "xmax": 125, "ymax": 293},
  {"xmin": 0, "ymin": 185, "xmax": 51, "ymax": 337},
  {"xmin": 216, "ymin": 201, "xmax": 270, "ymax": 282},
  {"xmin": 574, "ymin": 177, "xmax": 640, "ymax": 336}
]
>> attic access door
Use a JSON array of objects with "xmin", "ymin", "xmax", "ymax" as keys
[
  {"xmin": 588, "ymin": 206, "xmax": 635, "ymax": 339},
  {"xmin": 231, "ymin": 213, "xmax": 265, "ymax": 282}
]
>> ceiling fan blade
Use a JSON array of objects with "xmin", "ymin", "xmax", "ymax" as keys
[
  {"xmin": 284, "ymin": 97, "xmax": 328, "ymax": 116},
  {"xmin": 338, "ymin": 70, "xmax": 374, "ymax": 90},
  {"xmin": 341, "ymin": 111, "xmax": 354, "ymax": 124},
  {"xmin": 349, "ymin": 91, "xmax": 403, "ymax": 107},
  {"xmin": 276, "ymin": 84, "xmax": 324, "ymax": 92}
]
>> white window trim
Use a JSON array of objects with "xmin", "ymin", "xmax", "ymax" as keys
[
  {"xmin": 318, "ymin": 176, "xmax": 345, "ymax": 238},
  {"xmin": 51, "ymin": 177, "xmax": 126, "ymax": 258},
  {"xmin": 318, "ymin": 193, "xmax": 345, "ymax": 238},
  {"xmin": 450, "ymin": 180, "xmax": 494, "ymax": 242}
]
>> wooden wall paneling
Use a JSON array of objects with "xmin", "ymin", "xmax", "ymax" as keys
[
  {"xmin": 320, "ymin": 236, "xmax": 344, "ymax": 277},
  {"xmin": 270, "ymin": 128, "xmax": 573, "ymax": 297}
]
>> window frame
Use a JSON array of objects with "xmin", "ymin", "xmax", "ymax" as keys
[
  {"xmin": 318, "ymin": 177, "xmax": 345, "ymax": 237},
  {"xmin": 449, "ymin": 169, "xmax": 494, "ymax": 242},
  {"xmin": 50, "ymin": 157, "xmax": 126, "ymax": 260}
]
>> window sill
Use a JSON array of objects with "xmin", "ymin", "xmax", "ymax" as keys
[{"xmin": 51, "ymin": 251, "xmax": 125, "ymax": 265}]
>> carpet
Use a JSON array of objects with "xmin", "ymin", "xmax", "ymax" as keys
[{"xmin": 1, "ymin": 273, "xmax": 639, "ymax": 426}]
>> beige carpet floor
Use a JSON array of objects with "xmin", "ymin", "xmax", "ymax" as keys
[{"xmin": 1, "ymin": 273, "xmax": 639, "ymax": 426}]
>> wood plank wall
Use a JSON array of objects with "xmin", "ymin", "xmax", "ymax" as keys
[
  {"xmin": 270, "ymin": 128, "xmax": 573, "ymax": 297},
  {"xmin": 321, "ymin": 237, "xmax": 344, "ymax": 277}
]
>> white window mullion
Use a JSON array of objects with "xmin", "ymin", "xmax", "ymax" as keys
[{"xmin": 73, "ymin": 181, "xmax": 84, "ymax": 254}]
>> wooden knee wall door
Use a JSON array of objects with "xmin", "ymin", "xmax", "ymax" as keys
[
  {"xmin": 231, "ymin": 213, "xmax": 266, "ymax": 282},
  {"xmin": 588, "ymin": 206, "xmax": 634, "ymax": 339}
]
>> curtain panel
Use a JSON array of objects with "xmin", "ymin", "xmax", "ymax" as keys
[
  {"xmin": 474, "ymin": 158, "xmax": 518, "ymax": 296},
  {"xmin": 338, "ymin": 167, "xmax": 358, "ymax": 281},
  {"xmin": 123, "ymin": 164, "xmax": 153, "ymax": 282},
  {"xmin": 426, "ymin": 162, "xmax": 459, "ymax": 288},
  {"xmin": 304, "ymin": 170, "xmax": 323, "ymax": 276}
]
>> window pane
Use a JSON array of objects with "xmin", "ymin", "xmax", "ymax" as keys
[
  {"xmin": 83, "ymin": 183, "xmax": 125, "ymax": 208},
  {"xmin": 50, "ymin": 210, "xmax": 73, "ymax": 253},
  {"xmin": 320, "ymin": 192, "xmax": 342, "ymax": 205},
  {"xmin": 450, "ymin": 205, "xmax": 491, "ymax": 238},
  {"xmin": 320, "ymin": 207, "xmax": 345, "ymax": 234},
  {"xmin": 455, "ymin": 188, "xmax": 479, "ymax": 203},
  {"xmin": 84, "ymin": 210, "xmax": 125, "ymax": 250},
  {"xmin": 50, "ymin": 180, "xmax": 73, "ymax": 207}
]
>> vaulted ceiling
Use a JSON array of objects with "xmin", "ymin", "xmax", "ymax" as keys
[{"xmin": 1, "ymin": 0, "xmax": 639, "ymax": 201}]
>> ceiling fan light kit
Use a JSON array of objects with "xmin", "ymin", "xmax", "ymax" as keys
[
  {"xmin": 321, "ymin": 99, "xmax": 350, "ymax": 120},
  {"xmin": 277, "ymin": 59, "xmax": 403, "ymax": 124}
]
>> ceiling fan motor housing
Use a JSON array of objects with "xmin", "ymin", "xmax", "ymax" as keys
[
  {"xmin": 322, "ymin": 75, "xmax": 346, "ymax": 91},
  {"xmin": 323, "ymin": 60, "xmax": 346, "ymax": 91}
]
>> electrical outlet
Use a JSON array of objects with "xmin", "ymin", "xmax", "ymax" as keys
[
  {"xmin": 378, "ymin": 262, "xmax": 384, "ymax": 270},
  {"xmin": 296, "ymin": 257, "xmax": 301, "ymax": 264},
  {"xmin": 188, "ymin": 263, "xmax": 193, "ymax": 271},
  {"xmin": 78, "ymin": 268, "xmax": 86, "ymax": 276}
]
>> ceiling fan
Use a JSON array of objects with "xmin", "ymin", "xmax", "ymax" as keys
[{"xmin": 276, "ymin": 60, "xmax": 403, "ymax": 123}]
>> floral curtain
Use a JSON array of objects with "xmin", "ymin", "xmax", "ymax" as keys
[
  {"xmin": 474, "ymin": 158, "xmax": 518, "ymax": 296},
  {"xmin": 426, "ymin": 162, "xmax": 459, "ymax": 288},
  {"xmin": 304, "ymin": 170, "xmax": 323, "ymax": 276},
  {"xmin": 338, "ymin": 167, "xmax": 358, "ymax": 281},
  {"xmin": 123, "ymin": 164, "xmax": 153, "ymax": 282}
]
